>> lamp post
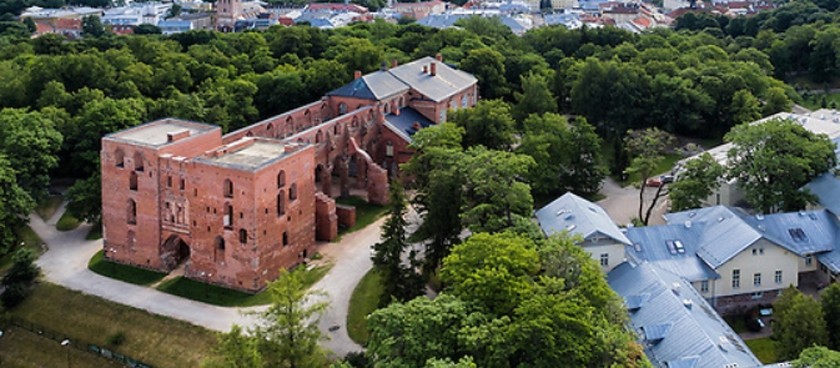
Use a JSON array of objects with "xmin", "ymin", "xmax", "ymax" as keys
[{"xmin": 60, "ymin": 339, "xmax": 71, "ymax": 368}]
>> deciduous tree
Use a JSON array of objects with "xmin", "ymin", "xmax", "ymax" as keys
[
  {"xmin": 821, "ymin": 283, "xmax": 840, "ymax": 350},
  {"xmin": 448, "ymin": 99, "xmax": 515, "ymax": 150},
  {"xmin": 669, "ymin": 153, "xmax": 723, "ymax": 211},
  {"xmin": 512, "ymin": 72, "xmax": 557, "ymax": 124},
  {"xmin": 623, "ymin": 128, "xmax": 676, "ymax": 225},
  {"xmin": 774, "ymin": 286, "xmax": 828, "ymax": 360}
]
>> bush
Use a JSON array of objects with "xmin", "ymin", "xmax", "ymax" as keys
[
  {"xmin": 1, "ymin": 282, "xmax": 31, "ymax": 308},
  {"xmin": 344, "ymin": 351, "xmax": 370, "ymax": 368},
  {"xmin": 2, "ymin": 248, "xmax": 39, "ymax": 285},
  {"xmin": 107, "ymin": 331, "xmax": 126, "ymax": 346}
]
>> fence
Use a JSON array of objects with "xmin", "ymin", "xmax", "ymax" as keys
[{"xmin": 1, "ymin": 315, "xmax": 154, "ymax": 368}]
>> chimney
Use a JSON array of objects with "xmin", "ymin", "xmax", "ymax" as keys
[
  {"xmin": 391, "ymin": 59, "xmax": 398, "ymax": 68},
  {"xmin": 380, "ymin": 60, "xmax": 387, "ymax": 71},
  {"xmin": 430, "ymin": 62, "xmax": 437, "ymax": 77},
  {"xmin": 354, "ymin": 70, "xmax": 362, "ymax": 80},
  {"xmin": 435, "ymin": 52, "xmax": 443, "ymax": 62},
  {"xmin": 422, "ymin": 65, "xmax": 428, "ymax": 74},
  {"xmin": 412, "ymin": 121, "xmax": 422, "ymax": 130}
]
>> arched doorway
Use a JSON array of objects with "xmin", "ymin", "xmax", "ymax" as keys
[{"xmin": 161, "ymin": 235, "xmax": 191, "ymax": 270}]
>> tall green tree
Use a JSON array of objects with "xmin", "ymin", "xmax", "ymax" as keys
[
  {"xmin": 512, "ymin": 72, "xmax": 557, "ymax": 124},
  {"xmin": 726, "ymin": 118, "xmax": 836, "ymax": 213},
  {"xmin": 623, "ymin": 128, "xmax": 676, "ymax": 225},
  {"xmin": 794, "ymin": 346, "xmax": 840, "ymax": 368},
  {"xmin": 459, "ymin": 47, "xmax": 509, "ymax": 99},
  {"xmin": 81, "ymin": 15, "xmax": 105, "ymax": 37},
  {"xmin": 371, "ymin": 180, "xmax": 423, "ymax": 304},
  {"xmin": 65, "ymin": 171, "xmax": 101, "ymax": 223},
  {"xmin": 516, "ymin": 113, "xmax": 570, "ymax": 196},
  {"xmin": 821, "ymin": 283, "xmax": 840, "ymax": 350},
  {"xmin": 563, "ymin": 118, "xmax": 606, "ymax": 196},
  {"xmin": 203, "ymin": 325, "xmax": 263, "ymax": 368},
  {"xmin": 0, "ymin": 155, "xmax": 34, "ymax": 253},
  {"xmin": 774, "ymin": 286, "xmax": 829, "ymax": 360},
  {"xmin": 0, "ymin": 108, "xmax": 63, "ymax": 199},
  {"xmin": 669, "ymin": 153, "xmax": 724, "ymax": 211},
  {"xmin": 728, "ymin": 89, "xmax": 762, "ymax": 125},
  {"xmin": 449, "ymin": 99, "xmax": 515, "ymax": 150},
  {"xmin": 251, "ymin": 268, "xmax": 329, "ymax": 368}
]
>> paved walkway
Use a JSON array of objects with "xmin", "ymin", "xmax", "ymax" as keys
[
  {"xmin": 597, "ymin": 178, "xmax": 668, "ymax": 226},
  {"xmin": 30, "ymin": 203, "xmax": 383, "ymax": 357}
]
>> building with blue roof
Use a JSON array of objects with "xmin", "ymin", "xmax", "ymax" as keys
[
  {"xmin": 536, "ymin": 192, "xmax": 630, "ymax": 272},
  {"xmin": 609, "ymin": 262, "xmax": 763, "ymax": 368}
]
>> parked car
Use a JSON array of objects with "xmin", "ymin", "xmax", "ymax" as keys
[
  {"xmin": 660, "ymin": 175, "xmax": 675, "ymax": 184},
  {"xmin": 646, "ymin": 178, "xmax": 662, "ymax": 187}
]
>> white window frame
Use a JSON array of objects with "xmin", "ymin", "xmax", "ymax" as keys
[
  {"xmin": 599, "ymin": 253, "xmax": 609, "ymax": 267},
  {"xmin": 775, "ymin": 270, "xmax": 783, "ymax": 284},
  {"xmin": 700, "ymin": 280, "xmax": 709, "ymax": 293}
]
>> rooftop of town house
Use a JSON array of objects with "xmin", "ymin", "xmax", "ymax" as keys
[
  {"xmin": 105, "ymin": 118, "xmax": 219, "ymax": 147},
  {"xmin": 196, "ymin": 138, "xmax": 305, "ymax": 171}
]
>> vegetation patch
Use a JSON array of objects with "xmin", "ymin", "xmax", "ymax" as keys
[
  {"xmin": 87, "ymin": 250, "xmax": 166, "ymax": 286},
  {"xmin": 801, "ymin": 92, "xmax": 840, "ymax": 111},
  {"xmin": 6, "ymin": 283, "xmax": 217, "ymax": 368},
  {"xmin": 335, "ymin": 196, "xmax": 390, "ymax": 237},
  {"xmin": 347, "ymin": 268, "xmax": 385, "ymax": 345},
  {"xmin": 85, "ymin": 220, "xmax": 102, "ymax": 240},
  {"xmin": 157, "ymin": 264, "xmax": 331, "ymax": 307},
  {"xmin": 0, "ymin": 327, "xmax": 123, "ymax": 368},
  {"xmin": 55, "ymin": 211, "xmax": 81, "ymax": 231},
  {"xmin": 34, "ymin": 195, "xmax": 63, "ymax": 221},
  {"xmin": 0, "ymin": 226, "xmax": 43, "ymax": 275},
  {"xmin": 745, "ymin": 337, "xmax": 780, "ymax": 364}
]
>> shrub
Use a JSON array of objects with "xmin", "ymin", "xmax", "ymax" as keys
[
  {"xmin": 2, "ymin": 248, "xmax": 39, "ymax": 286},
  {"xmin": 1, "ymin": 282, "xmax": 30, "ymax": 309},
  {"xmin": 107, "ymin": 331, "xmax": 126, "ymax": 346}
]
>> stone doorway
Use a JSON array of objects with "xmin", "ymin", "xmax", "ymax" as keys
[{"xmin": 161, "ymin": 235, "xmax": 191, "ymax": 271}]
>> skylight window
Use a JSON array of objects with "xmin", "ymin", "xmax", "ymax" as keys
[
  {"xmin": 666, "ymin": 240, "xmax": 677, "ymax": 255},
  {"xmin": 674, "ymin": 240, "xmax": 685, "ymax": 254},
  {"xmin": 788, "ymin": 228, "xmax": 808, "ymax": 243}
]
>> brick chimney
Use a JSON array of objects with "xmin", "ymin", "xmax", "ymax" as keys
[
  {"xmin": 430, "ymin": 62, "xmax": 437, "ymax": 77},
  {"xmin": 422, "ymin": 65, "xmax": 428, "ymax": 74},
  {"xmin": 391, "ymin": 59, "xmax": 398, "ymax": 68},
  {"xmin": 354, "ymin": 70, "xmax": 362, "ymax": 79},
  {"xmin": 435, "ymin": 53, "xmax": 443, "ymax": 62}
]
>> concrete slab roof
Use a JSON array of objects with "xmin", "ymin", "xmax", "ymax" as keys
[
  {"xmin": 206, "ymin": 140, "xmax": 290, "ymax": 170},
  {"xmin": 107, "ymin": 118, "xmax": 218, "ymax": 147}
]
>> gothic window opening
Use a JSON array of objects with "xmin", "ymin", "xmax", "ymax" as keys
[
  {"xmin": 134, "ymin": 152, "xmax": 144, "ymax": 171},
  {"xmin": 289, "ymin": 183, "xmax": 297, "ymax": 201},
  {"xmin": 224, "ymin": 179, "xmax": 234, "ymax": 198},
  {"xmin": 277, "ymin": 191, "xmax": 286, "ymax": 216},
  {"xmin": 277, "ymin": 170, "xmax": 286, "ymax": 188},
  {"xmin": 129, "ymin": 171, "xmax": 138, "ymax": 191},
  {"xmin": 115, "ymin": 149, "xmax": 125, "ymax": 168},
  {"xmin": 127, "ymin": 199, "xmax": 136, "ymax": 224},
  {"xmin": 239, "ymin": 229, "xmax": 247, "ymax": 243},
  {"xmin": 224, "ymin": 204, "xmax": 233, "ymax": 229}
]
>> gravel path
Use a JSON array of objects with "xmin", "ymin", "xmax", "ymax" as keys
[{"xmin": 29, "ymin": 203, "xmax": 384, "ymax": 357}]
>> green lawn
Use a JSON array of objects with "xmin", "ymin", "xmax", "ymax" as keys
[
  {"xmin": 347, "ymin": 268, "xmax": 385, "ymax": 345},
  {"xmin": 86, "ymin": 220, "xmax": 102, "ymax": 240},
  {"xmin": 801, "ymin": 92, "xmax": 840, "ymax": 111},
  {"xmin": 745, "ymin": 337, "xmax": 780, "ymax": 364},
  {"xmin": 0, "ymin": 226, "xmax": 44, "ymax": 275},
  {"xmin": 335, "ymin": 196, "xmax": 390, "ymax": 237},
  {"xmin": 0, "ymin": 327, "xmax": 124, "ymax": 368},
  {"xmin": 88, "ymin": 250, "xmax": 167, "ymax": 286},
  {"xmin": 34, "ymin": 195, "xmax": 63, "ymax": 221},
  {"xmin": 723, "ymin": 316, "xmax": 748, "ymax": 333},
  {"xmin": 55, "ymin": 211, "xmax": 81, "ymax": 231},
  {"xmin": 156, "ymin": 264, "xmax": 332, "ymax": 307},
  {"xmin": 5, "ymin": 282, "xmax": 218, "ymax": 368}
]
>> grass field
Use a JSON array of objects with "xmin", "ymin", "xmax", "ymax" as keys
[
  {"xmin": 0, "ymin": 226, "xmax": 44, "ymax": 275},
  {"xmin": 88, "ymin": 250, "xmax": 167, "ymax": 286},
  {"xmin": 6, "ymin": 283, "xmax": 218, "ymax": 368},
  {"xmin": 156, "ymin": 264, "xmax": 332, "ymax": 307},
  {"xmin": 801, "ymin": 92, "xmax": 840, "ymax": 111},
  {"xmin": 745, "ymin": 337, "xmax": 780, "ymax": 364},
  {"xmin": 34, "ymin": 195, "xmax": 63, "ymax": 221},
  {"xmin": 55, "ymin": 211, "xmax": 81, "ymax": 231},
  {"xmin": 86, "ymin": 221, "xmax": 102, "ymax": 240},
  {"xmin": 335, "ymin": 196, "xmax": 390, "ymax": 238},
  {"xmin": 346, "ymin": 268, "xmax": 385, "ymax": 345},
  {"xmin": 0, "ymin": 327, "xmax": 124, "ymax": 368}
]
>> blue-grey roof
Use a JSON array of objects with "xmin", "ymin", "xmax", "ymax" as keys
[
  {"xmin": 535, "ymin": 192, "xmax": 631, "ymax": 245},
  {"xmin": 625, "ymin": 224, "xmax": 719, "ymax": 282},
  {"xmin": 543, "ymin": 13, "xmax": 581, "ymax": 27},
  {"xmin": 806, "ymin": 172, "xmax": 840, "ymax": 215},
  {"xmin": 664, "ymin": 206, "xmax": 840, "ymax": 268},
  {"xmin": 608, "ymin": 262, "xmax": 763, "ymax": 368},
  {"xmin": 498, "ymin": 16, "xmax": 525, "ymax": 34},
  {"xmin": 417, "ymin": 14, "xmax": 469, "ymax": 29},
  {"xmin": 327, "ymin": 71, "xmax": 409, "ymax": 100},
  {"xmin": 383, "ymin": 107, "xmax": 434, "ymax": 143}
]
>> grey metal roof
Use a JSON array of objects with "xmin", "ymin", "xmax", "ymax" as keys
[
  {"xmin": 417, "ymin": 13, "xmax": 469, "ymax": 28},
  {"xmin": 535, "ymin": 192, "xmax": 631, "ymax": 245},
  {"xmin": 625, "ymin": 224, "xmax": 719, "ymax": 281},
  {"xmin": 387, "ymin": 57, "xmax": 477, "ymax": 103},
  {"xmin": 806, "ymin": 172, "xmax": 840, "ymax": 215},
  {"xmin": 326, "ymin": 71, "xmax": 409, "ymax": 100},
  {"xmin": 383, "ymin": 107, "xmax": 434, "ymax": 143},
  {"xmin": 608, "ymin": 262, "xmax": 763, "ymax": 368},
  {"xmin": 664, "ymin": 206, "xmax": 840, "ymax": 268}
]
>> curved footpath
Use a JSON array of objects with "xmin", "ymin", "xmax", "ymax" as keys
[{"xmin": 29, "ymin": 204, "xmax": 383, "ymax": 357}]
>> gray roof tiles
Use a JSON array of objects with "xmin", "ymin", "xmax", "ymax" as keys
[
  {"xmin": 608, "ymin": 262, "xmax": 763, "ymax": 368},
  {"xmin": 535, "ymin": 192, "xmax": 631, "ymax": 245},
  {"xmin": 625, "ymin": 224, "xmax": 719, "ymax": 281}
]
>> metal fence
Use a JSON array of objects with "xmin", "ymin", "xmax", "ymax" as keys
[{"xmin": 2, "ymin": 315, "xmax": 154, "ymax": 368}]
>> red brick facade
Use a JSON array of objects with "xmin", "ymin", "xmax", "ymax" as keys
[{"xmin": 101, "ymin": 56, "xmax": 477, "ymax": 292}]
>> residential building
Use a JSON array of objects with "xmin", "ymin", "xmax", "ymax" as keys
[
  {"xmin": 157, "ymin": 13, "xmax": 213, "ymax": 34},
  {"xmin": 392, "ymin": 0, "xmax": 446, "ymax": 20},
  {"xmin": 101, "ymin": 55, "xmax": 477, "ymax": 292},
  {"xmin": 102, "ymin": 2, "xmax": 172, "ymax": 26}
]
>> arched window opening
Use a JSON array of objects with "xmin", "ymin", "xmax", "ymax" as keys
[
  {"xmin": 339, "ymin": 103, "xmax": 347, "ymax": 115},
  {"xmin": 239, "ymin": 229, "xmax": 247, "ymax": 244},
  {"xmin": 333, "ymin": 124, "xmax": 340, "ymax": 135},
  {"xmin": 115, "ymin": 149, "xmax": 125, "ymax": 168},
  {"xmin": 127, "ymin": 199, "xmax": 137, "ymax": 224},
  {"xmin": 277, "ymin": 170, "xmax": 286, "ymax": 188},
  {"xmin": 134, "ymin": 152, "xmax": 144, "ymax": 171},
  {"xmin": 127, "ymin": 230, "xmax": 135, "ymax": 250},
  {"xmin": 399, "ymin": 96, "xmax": 405, "ymax": 107},
  {"xmin": 216, "ymin": 236, "xmax": 225, "ymax": 250},
  {"xmin": 386, "ymin": 141, "xmax": 394, "ymax": 157},
  {"xmin": 224, "ymin": 204, "xmax": 233, "ymax": 229},
  {"xmin": 267, "ymin": 123, "xmax": 273, "ymax": 132},
  {"xmin": 129, "ymin": 171, "xmax": 138, "ymax": 191},
  {"xmin": 277, "ymin": 191, "xmax": 286, "ymax": 216},
  {"xmin": 283, "ymin": 231, "xmax": 288, "ymax": 246},
  {"xmin": 224, "ymin": 179, "xmax": 234, "ymax": 198},
  {"xmin": 315, "ymin": 130, "xmax": 323, "ymax": 143},
  {"xmin": 383, "ymin": 103, "xmax": 391, "ymax": 115},
  {"xmin": 352, "ymin": 117, "xmax": 359, "ymax": 128},
  {"xmin": 289, "ymin": 183, "xmax": 297, "ymax": 201}
]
